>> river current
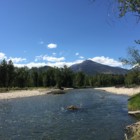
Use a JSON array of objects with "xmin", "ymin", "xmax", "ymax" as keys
[{"xmin": 0, "ymin": 89, "xmax": 136, "ymax": 140}]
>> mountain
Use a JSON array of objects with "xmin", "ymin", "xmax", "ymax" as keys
[
  {"xmin": 31, "ymin": 66, "xmax": 51, "ymax": 72},
  {"xmin": 70, "ymin": 60, "xmax": 128, "ymax": 75}
]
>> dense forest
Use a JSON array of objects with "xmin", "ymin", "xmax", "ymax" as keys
[{"xmin": 0, "ymin": 59, "xmax": 140, "ymax": 89}]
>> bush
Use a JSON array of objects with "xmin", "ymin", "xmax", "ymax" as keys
[
  {"xmin": 128, "ymin": 93, "xmax": 140, "ymax": 111},
  {"xmin": 0, "ymin": 88, "xmax": 9, "ymax": 93}
]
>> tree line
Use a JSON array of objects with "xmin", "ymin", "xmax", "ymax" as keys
[{"xmin": 0, "ymin": 59, "xmax": 140, "ymax": 89}]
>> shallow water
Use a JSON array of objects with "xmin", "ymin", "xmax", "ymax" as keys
[{"xmin": 0, "ymin": 89, "xmax": 136, "ymax": 140}]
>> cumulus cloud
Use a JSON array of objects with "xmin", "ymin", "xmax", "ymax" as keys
[
  {"xmin": 47, "ymin": 43, "xmax": 57, "ymax": 49},
  {"xmin": 35, "ymin": 55, "xmax": 43, "ymax": 62},
  {"xmin": 75, "ymin": 52, "xmax": 79, "ymax": 56},
  {"xmin": 35, "ymin": 55, "xmax": 65, "ymax": 62},
  {"xmin": 43, "ymin": 56, "xmax": 65, "ymax": 62},
  {"xmin": 89, "ymin": 56, "xmax": 122, "ymax": 67},
  {"xmin": 15, "ymin": 60, "xmax": 83, "ymax": 68},
  {"xmin": 79, "ymin": 56, "xmax": 84, "ymax": 59},
  {"xmin": 15, "ymin": 56, "xmax": 123, "ymax": 69},
  {"xmin": 0, "ymin": 52, "xmax": 27, "ymax": 64},
  {"xmin": 8, "ymin": 57, "xmax": 26, "ymax": 63},
  {"xmin": 14, "ymin": 62, "xmax": 47, "ymax": 68},
  {"xmin": 46, "ymin": 60, "xmax": 83, "ymax": 67},
  {"xmin": 0, "ymin": 52, "xmax": 7, "ymax": 60}
]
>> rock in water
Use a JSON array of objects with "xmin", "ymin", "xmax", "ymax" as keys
[{"xmin": 67, "ymin": 105, "xmax": 79, "ymax": 111}]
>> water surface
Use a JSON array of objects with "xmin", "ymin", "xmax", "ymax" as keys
[{"xmin": 0, "ymin": 89, "xmax": 136, "ymax": 140}]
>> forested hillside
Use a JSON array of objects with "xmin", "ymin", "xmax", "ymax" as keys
[{"xmin": 0, "ymin": 59, "xmax": 140, "ymax": 89}]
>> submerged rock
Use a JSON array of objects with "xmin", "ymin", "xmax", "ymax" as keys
[
  {"xmin": 67, "ymin": 105, "xmax": 79, "ymax": 111},
  {"xmin": 125, "ymin": 121, "xmax": 140, "ymax": 140}
]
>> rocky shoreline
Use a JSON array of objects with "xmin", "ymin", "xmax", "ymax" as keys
[
  {"xmin": 125, "ymin": 121, "xmax": 140, "ymax": 140},
  {"xmin": 125, "ymin": 110, "xmax": 140, "ymax": 140}
]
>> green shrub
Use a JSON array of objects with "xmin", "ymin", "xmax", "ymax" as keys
[
  {"xmin": 128, "ymin": 93, "xmax": 140, "ymax": 111},
  {"xmin": 0, "ymin": 88, "xmax": 9, "ymax": 93}
]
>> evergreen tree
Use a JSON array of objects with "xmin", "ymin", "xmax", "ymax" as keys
[
  {"xmin": 61, "ymin": 65, "xmax": 74, "ymax": 87},
  {"xmin": 15, "ymin": 67, "xmax": 29, "ymax": 88},
  {"xmin": 32, "ymin": 71, "xmax": 39, "ymax": 87},
  {"xmin": 74, "ymin": 72, "xmax": 85, "ymax": 87},
  {"xmin": 0, "ymin": 59, "xmax": 8, "ymax": 87},
  {"xmin": 125, "ymin": 70, "xmax": 140, "ymax": 86},
  {"xmin": 55, "ymin": 68, "xmax": 63, "ymax": 89},
  {"xmin": 7, "ymin": 60, "xmax": 15, "ymax": 87}
]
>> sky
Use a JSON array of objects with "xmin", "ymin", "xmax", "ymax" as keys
[{"xmin": 0, "ymin": 0, "xmax": 140, "ymax": 68}]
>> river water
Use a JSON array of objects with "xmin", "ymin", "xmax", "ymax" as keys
[{"xmin": 0, "ymin": 89, "xmax": 136, "ymax": 140}]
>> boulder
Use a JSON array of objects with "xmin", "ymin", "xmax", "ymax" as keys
[
  {"xmin": 67, "ymin": 105, "xmax": 79, "ymax": 111},
  {"xmin": 125, "ymin": 121, "xmax": 140, "ymax": 140}
]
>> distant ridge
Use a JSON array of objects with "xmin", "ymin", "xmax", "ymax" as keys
[
  {"xmin": 31, "ymin": 66, "xmax": 51, "ymax": 72},
  {"xmin": 70, "ymin": 60, "xmax": 128, "ymax": 75}
]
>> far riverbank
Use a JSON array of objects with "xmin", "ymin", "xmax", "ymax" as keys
[
  {"xmin": 1, "ymin": 86, "xmax": 140, "ymax": 100},
  {"xmin": 0, "ymin": 88, "xmax": 73, "ymax": 100},
  {"xmin": 95, "ymin": 86, "xmax": 140, "ymax": 96}
]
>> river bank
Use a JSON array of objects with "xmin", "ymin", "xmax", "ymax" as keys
[
  {"xmin": 0, "ymin": 86, "xmax": 140, "ymax": 100},
  {"xmin": 0, "ymin": 88, "xmax": 73, "ymax": 100},
  {"xmin": 95, "ymin": 86, "xmax": 140, "ymax": 96}
]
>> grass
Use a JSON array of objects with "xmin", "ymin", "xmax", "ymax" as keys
[{"xmin": 128, "ymin": 93, "xmax": 140, "ymax": 111}]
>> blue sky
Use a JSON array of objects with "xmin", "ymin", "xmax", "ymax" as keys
[{"xmin": 0, "ymin": 0, "xmax": 140, "ymax": 68}]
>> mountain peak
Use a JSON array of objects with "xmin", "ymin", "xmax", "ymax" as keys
[
  {"xmin": 70, "ymin": 60, "xmax": 128, "ymax": 75},
  {"xmin": 83, "ymin": 59, "xmax": 93, "ymax": 63},
  {"xmin": 82, "ymin": 59, "xmax": 96, "ymax": 64}
]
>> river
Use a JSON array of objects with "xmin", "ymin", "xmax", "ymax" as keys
[{"xmin": 0, "ymin": 89, "xmax": 136, "ymax": 140}]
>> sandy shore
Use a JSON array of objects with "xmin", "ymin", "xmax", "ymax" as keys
[
  {"xmin": 95, "ymin": 87, "xmax": 140, "ymax": 96},
  {"xmin": 0, "ymin": 88, "xmax": 73, "ymax": 100},
  {"xmin": 0, "ymin": 86, "xmax": 140, "ymax": 100},
  {"xmin": 0, "ymin": 89, "xmax": 51, "ymax": 100}
]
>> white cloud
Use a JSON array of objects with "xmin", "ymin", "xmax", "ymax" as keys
[
  {"xmin": 75, "ymin": 52, "xmax": 79, "ymax": 56},
  {"xmin": 89, "ymin": 56, "xmax": 123, "ymax": 67},
  {"xmin": 47, "ymin": 43, "xmax": 57, "ymax": 49},
  {"xmin": 43, "ymin": 56, "xmax": 65, "ymax": 62},
  {"xmin": 35, "ymin": 55, "xmax": 65, "ymax": 62},
  {"xmin": 0, "ymin": 52, "xmax": 27, "ymax": 64},
  {"xmin": 52, "ymin": 52, "xmax": 56, "ymax": 55},
  {"xmin": 14, "ymin": 59, "xmax": 83, "ymax": 68},
  {"xmin": 14, "ymin": 56, "xmax": 123, "ymax": 69},
  {"xmin": 8, "ymin": 57, "xmax": 27, "ymax": 63},
  {"xmin": 0, "ymin": 52, "xmax": 7, "ymax": 60},
  {"xmin": 79, "ymin": 56, "xmax": 84, "ymax": 59},
  {"xmin": 46, "ymin": 60, "xmax": 83, "ymax": 68},
  {"xmin": 35, "ymin": 55, "xmax": 43, "ymax": 62},
  {"xmin": 14, "ymin": 62, "xmax": 47, "ymax": 68}
]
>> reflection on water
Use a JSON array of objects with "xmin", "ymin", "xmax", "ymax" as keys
[{"xmin": 0, "ymin": 89, "xmax": 136, "ymax": 140}]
